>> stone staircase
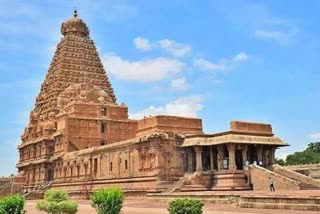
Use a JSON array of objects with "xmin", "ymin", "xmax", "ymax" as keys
[
  {"xmin": 24, "ymin": 181, "xmax": 53, "ymax": 200},
  {"xmin": 165, "ymin": 173, "xmax": 195, "ymax": 193},
  {"xmin": 174, "ymin": 171, "xmax": 252, "ymax": 192},
  {"xmin": 248, "ymin": 165, "xmax": 300, "ymax": 190},
  {"xmin": 273, "ymin": 164, "xmax": 320, "ymax": 190}
]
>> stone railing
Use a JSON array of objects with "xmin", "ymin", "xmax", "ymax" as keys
[
  {"xmin": 273, "ymin": 164, "xmax": 320, "ymax": 189},
  {"xmin": 248, "ymin": 165, "xmax": 300, "ymax": 191},
  {"xmin": 166, "ymin": 173, "xmax": 195, "ymax": 192},
  {"xmin": 284, "ymin": 163, "xmax": 320, "ymax": 170},
  {"xmin": 0, "ymin": 181, "xmax": 12, "ymax": 197}
]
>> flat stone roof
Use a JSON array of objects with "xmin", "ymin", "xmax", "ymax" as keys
[{"xmin": 181, "ymin": 132, "xmax": 288, "ymax": 147}]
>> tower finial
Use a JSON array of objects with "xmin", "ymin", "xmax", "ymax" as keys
[{"xmin": 74, "ymin": 9, "xmax": 78, "ymax": 18}]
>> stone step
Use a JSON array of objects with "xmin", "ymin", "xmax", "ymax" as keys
[
  {"xmin": 148, "ymin": 197, "xmax": 231, "ymax": 204},
  {"xmin": 239, "ymin": 201, "xmax": 320, "ymax": 211},
  {"xmin": 146, "ymin": 193, "xmax": 236, "ymax": 204},
  {"xmin": 25, "ymin": 191, "xmax": 44, "ymax": 200},
  {"xmin": 239, "ymin": 195, "xmax": 320, "ymax": 205},
  {"xmin": 181, "ymin": 185, "xmax": 252, "ymax": 192}
]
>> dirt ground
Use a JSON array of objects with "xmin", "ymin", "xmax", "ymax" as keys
[{"xmin": 25, "ymin": 199, "xmax": 319, "ymax": 214}]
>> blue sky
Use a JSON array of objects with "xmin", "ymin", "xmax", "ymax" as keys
[{"xmin": 0, "ymin": 0, "xmax": 320, "ymax": 175}]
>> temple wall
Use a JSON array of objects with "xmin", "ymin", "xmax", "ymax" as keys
[
  {"xmin": 66, "ymin": 118, "xmax": 137, "ymax": 149},
  {"xmin": 53, "ymin": 102, "xmax": 138, "ymax": 152},
  {"xmin": 50, "ymin": 134, "xmax": 185, "ymax": 193}
]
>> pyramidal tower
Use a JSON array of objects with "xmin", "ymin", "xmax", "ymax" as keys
[
  {"xmin": 33, "ymin": 10, "xmax": 116, "ymax": 116},
  {"xmin": 17, "ymin": 11, "xmax": 138, "ymax": 184}
]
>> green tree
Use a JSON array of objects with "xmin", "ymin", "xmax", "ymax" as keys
[
  {"xmin": 285, "ymin": 142, "xmax": 320, "ymax": 165},
  {"xmin": 305, "ymin": 142, "xmax": 320, "ymax": 153},
  {"xmin": 36, "ymin": 189, "xmax": 78, "ymax": 214},
  {"xmin": 276, "ymin": 158, "xmax": 285, "ymax": 166},
  {"xmin": 168, "ymin": 198, "xmax": 204, "ymax": 214},
  {"xmin": 0, "ymin": 194, "xmax": 25, "ymax": 214},
  {"xmin": 91, "ymin": 188, "xmax": 124, "ymax": 214}
]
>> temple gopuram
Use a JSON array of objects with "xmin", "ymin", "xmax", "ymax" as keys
[{"xmin": 16, "ymin": 11, "xmax": 320, "ymax": 197}]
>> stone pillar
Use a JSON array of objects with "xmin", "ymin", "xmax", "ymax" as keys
[
  {"xmin": 227, "ymin": 144, "xmax": 236, "ymax": 171},
  {"xmin": 210, "ymin": 147, "xmax": 216, "ymax": 170},
  {"xmin": 270, "ymin": 147, "xmax": 276, "ymax": 165},
  {"xmin": 99, "ymin": 155, "xmax": 103, "ymax": 178},
  {"xmin": 187, "ymin": 147, "xmax": 194, "ymax": 172},
  {"xmin": 194, "ymin": 146, "xmax": 203, "ymax": 172},
  {"xmin": 217, "ymin": 145, "xmax": 224, "ymax": 171},
  {"xmin": 242, "ymin": 145, "xmax": 248, "ymax": 166}
]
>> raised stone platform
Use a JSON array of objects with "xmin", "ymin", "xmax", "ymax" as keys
[
  {"xmin": 180, "ymin": 171, "xmax": 251, "ymax": 192},
  {"xmin": 239, "ymin": 195, "xmax": 320, "ymax": 211}
]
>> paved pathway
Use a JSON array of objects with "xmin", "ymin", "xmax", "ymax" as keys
[{"xmin": 25, "ymin": 199, "xmax": 320, "ymax": 214}]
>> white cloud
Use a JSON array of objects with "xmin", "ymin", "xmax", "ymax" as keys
[
  {"xmin": 193, "ymin": 52, "xmax": 249, "ymax": 72},
  {"xmin": 133, "ymin": 37, "xmax": 191, "ymax": 57},
  {"xmin": 255, "ymin": 30, "xmax": 293, "ymax": 45},
  {"xmin": 133, "ymin": 37, "xmax": 152, "ymax": 51},
  {"xmin": 170, "ymin": 77, "xmax": 190, "ymax": 91},
  {"xmin": 217, "ymin": 2, "xmax": 298, "ymax": 45},
  {"xmin": 193, "ymin": 58, "xmax": 227, "ymax": 71},
  {"xmin": 130, "ymin": 95, "xmax": 203, "ymax": 119},
  {"xmin": 308, "ymin": 133, "xmax": 320, "ymax": 140},
  {"xmin": 103, "ymin": 53, "xmax": 184, "ymax": 82},
  {"xmin": 234, "ymin": 52, "xmax": 249, "ymax": 62},
  {"xmin": 158, "ymin": 39, "xmax": 192, "ymax": 57}
]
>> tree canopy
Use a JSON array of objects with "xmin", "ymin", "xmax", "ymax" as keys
[{"xmin": 279, "ymin": 142, "xmax": 320, "ymax": 166}]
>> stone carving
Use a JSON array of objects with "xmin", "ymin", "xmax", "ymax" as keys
[{"xmin": 57, "ymin": 83, "xmax": 111, "ymax": 108}]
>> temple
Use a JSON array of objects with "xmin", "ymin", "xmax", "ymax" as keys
[{"xmin": 15, "ymin": 11, "xmax": 302, "ymax": 197}]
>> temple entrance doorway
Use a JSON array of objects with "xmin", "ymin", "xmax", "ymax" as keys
[
  {"xmin": 202, "ymin": 147, "xmax": 211, "ymax": 171},
  {"xmin": 47, "ymin": 169, "xmax": 54, "ymax": 181},
  {"xmin": 247, "ymin": 145, "xmax": 258, "ymax": 164}
]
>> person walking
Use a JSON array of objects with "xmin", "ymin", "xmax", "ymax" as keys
[{"xmin": 269, "ymin": 177, "xmax": 275, "ymax": 191}]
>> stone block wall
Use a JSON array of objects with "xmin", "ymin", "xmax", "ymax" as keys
[
  {"xmin": 136, "ymin": 115, "xmax": 203, "ymax": 137},
  {"xmin": 230, "ymin": 121, "xmax": 273, "ymax": 136}
]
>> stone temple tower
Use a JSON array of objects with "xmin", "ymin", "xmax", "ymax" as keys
[{"xmin": 17, "ymin": 11, "xmax": 137, "ymax": 185}]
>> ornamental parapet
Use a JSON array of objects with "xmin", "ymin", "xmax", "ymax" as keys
[{"xmin": 18, "ymin": 136, "xmax": 54, "ymax": 149}]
